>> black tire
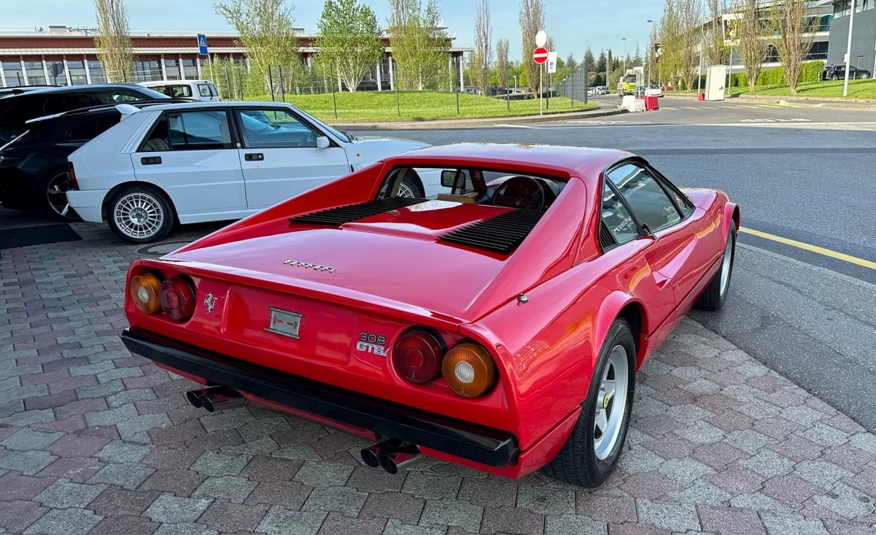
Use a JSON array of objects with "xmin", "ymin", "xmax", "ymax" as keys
[
  {"xmin": 399, "ymin": 169, "xmax": 424, "ymax": 198},
  {"xmin": 543, "ymin": 318, "xmax": 636, "ymax": 488},
  {"xmin": 831, "ymin": 74, "xmax": 838, "ymax": 81},
  {"xmin": 861, "ymin": 73, "xmax": 870, "ymax": 80},
  {"xmin": 107, "ymin": 185, "xmax": 175, "ymax": 244},
  {"xmin": 41, "ymin": 169, "xmax": 79, "ymax": 220},
  {"xmin": 694, "ymin": 226, "xmax": 736, "ymax": 312}
]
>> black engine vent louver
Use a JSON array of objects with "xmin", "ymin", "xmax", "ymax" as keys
[
  {"xmin": 438, "ymin": 209, "xmax": 544, "ymax": 254},
  {"xmin": 598, "ymin": 222, "xmax": 616, "ymax": 250},
  {"xmin": 288, "ymin": 197, "xmax": 426, "ymax": 227}
]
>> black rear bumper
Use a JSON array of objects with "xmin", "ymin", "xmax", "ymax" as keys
[{"xmin": 121, "ymin": 328, "xmax": 518, "ymax": 467}]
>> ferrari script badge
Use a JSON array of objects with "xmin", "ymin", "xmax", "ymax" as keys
[
  {"xmin": 284, "ymin": 260, "xmax": 336, "ymax": 273},
  {"xmin": 266, "ymin": 307, "xmax": 302, "ymax": 339},
  {"xmin": 203, "ymin": 293, "xmax": 217, "ymax": 314}
]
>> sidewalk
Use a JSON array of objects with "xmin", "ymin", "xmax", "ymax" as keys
[
  {"xmin": 328, "ymin": 106, "xmax": 622, "ymax": 130},
  {"xmin": 0, "ymin": 225, "xmax": 874, "ymax": 535},
  {"xmin": 664, "ymin": 93, "xmax": 876, "ymax": 111}
]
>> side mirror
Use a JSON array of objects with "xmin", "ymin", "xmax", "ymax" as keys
[
  {"xmin": 316, "ymin": 136, "xmax": 330, "ymax": 149},
  {"xmin": 440, "ymin": 170, "xmax": 458, "ymax": 188}
]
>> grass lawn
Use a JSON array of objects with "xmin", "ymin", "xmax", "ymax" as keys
[
  {"xmin": 727, "ymin": 79, "xmax": 876, "ymax": 99},
  {"xmin": 252, "ymin": 91, "xmax": 597, "ymax": 121}
]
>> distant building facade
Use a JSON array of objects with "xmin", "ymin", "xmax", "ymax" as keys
[
  {"xmin": 825, "ymin": 0, "xmax": 876, "ymax": 72},
  {"xmin": 0, "ymin": 25, "xmax": 471, "ymax": 90}
]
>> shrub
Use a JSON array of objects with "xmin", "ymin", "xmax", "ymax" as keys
[{"xmin": 801, "ymin": 61, "xmax": 825, "ymax": 83}]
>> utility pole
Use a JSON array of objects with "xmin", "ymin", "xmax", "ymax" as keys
[
  {"xmin": 606, "ymin": 48, "xmax": 610, "ymax": 90},
  {"xmin": 647, "ymin": 19, "xmax": 653, "ymax": 84},
  {"xmin": 697, "ymin": 33, "xmax": 704, "ymax": 94},
  {"xmin": 622, "ymin": 37, "xmax": 627, "ymax": 74},
  {"xmin": 843, "ymin": 0, "xmax": 856, "ymax": 97}
]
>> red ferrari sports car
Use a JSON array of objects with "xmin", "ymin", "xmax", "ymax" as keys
[{"xmin": 121, "ymin": 144, "xmax": 739, "ymax": 487}]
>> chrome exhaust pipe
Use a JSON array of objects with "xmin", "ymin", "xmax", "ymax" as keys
[
  {"xmin": 378, "ymin": 443, "xmax": 423, "ymax": 474},
  {"xmin": 360, "ymin": 438, "xmax": 403, "ymax": 468},
  {"xmin": 186, "ymin": 386, "xmax": 245, "ymax": 412}
]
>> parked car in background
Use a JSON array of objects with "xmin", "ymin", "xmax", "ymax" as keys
[
  {"xmin": 120, "ymin": 143, "xmax": 739, "ymax": 487},
  {"xmin": 0, "ymin": 84, "xmax": 170, "ymax": 145},
  {"xmin": 0, "ymin": 85, "xmax": 59, "ymax": 99},
  {"xmin": 67, "ymin": 101, "xmax": 434, "ymax": 243},
  {"xmin": 0, "ymin": 99, "xmax": 188, "ymax": 219},
  {"xmin": 138, "ymin": 80, "xmax": 220, "ymax": 101},
  {"xmin": 823, "ymin": 65, "xmax": 871, "ymax": 81},
  {"xmin": 645, "ymin": 84, "xmax": 663, "ymax": 97}
]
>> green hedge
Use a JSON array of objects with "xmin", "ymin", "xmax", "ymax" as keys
[{"xmin": 756, "ymin": 61, "xmax": 825, "ymax": 86}]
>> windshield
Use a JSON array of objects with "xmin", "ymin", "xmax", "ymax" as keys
[
  {"xmin": 295, "ymin": 107, "xmax": 350, "ymax": 143},
  {"xmin": 623, "ymin": 75, "xmax": 637, "ymax": 83}
]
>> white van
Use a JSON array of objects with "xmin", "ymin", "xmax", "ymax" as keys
[{"xmin": 138, "ymin": 80, "xmax": 221, "ymax": 102}]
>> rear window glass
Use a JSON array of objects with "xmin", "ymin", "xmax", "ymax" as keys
[
  {"xmin": 198, "ymin": 84, "xmax": 212, "ymax": 97},
  {"xmin": 153, "ymin": 85, "xmax": 193, "ymax": 98}
]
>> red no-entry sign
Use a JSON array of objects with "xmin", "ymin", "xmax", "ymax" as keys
[{"xmin": 533, "ymin": 47, "xmax": 548, "ymax": 64}]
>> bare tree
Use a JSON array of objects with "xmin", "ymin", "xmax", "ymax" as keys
[
  {"xmin": 94, "ymin": 0, "xmax": 133, "ymax": 82},
  {"xmin": 496, "ymin": 38, "xmax": 509, "ymax": 87},
  {"xmin": 770, "ymin": 0, "xmax": 815, "ymax": 95},
  {"xmin": 471, "ymin": 0, "xmax": 492, "ymax": 95},
  {"xmin": 658, "ymin": 0, "xmax": 681, "ymax": 87},
  {"xmin": 518, "ymin": 0, "xmax": 544, "ymax": 95},
  {"xmin": 704, "ymin": 0, "xmax": 728, "ymax": 66},
  {"xmin": 678, "ymin": 0, "xmax": 703, "ymax": 91},
  {"xmin": 737, "ymin": 0, "xmax": 771, "ymax": 92},
  {"xmin": 216, "ymin": 0, "xmax": 298, "ymax": 95}
]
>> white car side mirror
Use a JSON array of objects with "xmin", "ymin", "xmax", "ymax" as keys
[{"xmin": 316, "ymin": 136, "xmax": 330, "ymax": 149}]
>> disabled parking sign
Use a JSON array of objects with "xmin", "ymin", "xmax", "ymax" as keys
[{"xmin": 197, "ymin": 34, "xmax": 209, "ymax": 56}]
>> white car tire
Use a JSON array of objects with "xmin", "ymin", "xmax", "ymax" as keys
[{"xmin": 107, "ymin": 186, "xmax": 175, "ymax": 244}]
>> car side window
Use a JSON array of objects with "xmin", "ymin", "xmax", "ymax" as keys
[
  {"xmin": 198, "ymin": 84, "xmax": 212, "ymax": 97},
  {"xmin": 93, "ymin": 91, "xmax": 141, "ymax": 104},
  {"xmin": 169, "ymin": 85, "xmax": 193, "ymax": 98},
  {"xmin": 43, "ymin": 94, "xmax": 98, "ymax": 115},
  {"xmin": 140, "ymin": 114, "xmax": 171, "ymax": 152},
  {"xmin": 608, "ymin": 164, "xmax": 682, "ymax": 232},
  {"xmin": 601, "ymin": 182, "xmax": 639, "ymax": 245},
  {"xmin": 236, "ymin": 109, "xmax": 317, "ymax": 148},
  {"xmin": 168, "ymin": 110, "xmax": 233, "ymax": 151}
]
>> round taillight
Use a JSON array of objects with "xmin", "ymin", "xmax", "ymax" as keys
[
  {"xmin": 129, "ymin": 273, "xmax": 162, "ymax": 314},
  {"xmin": 442, "ymin": 342, "xmax": 497, "ymax": 398},
  {"xmin": 159, "ymin": 277, "xmax": 196, "ymax": 322},
  {"xmin": 392, "ymin": 329, "xmax": 444, "ymax": 384}
]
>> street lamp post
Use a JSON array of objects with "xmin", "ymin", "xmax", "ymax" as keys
[
  {"xmin": 647, "ymin": 19, "xmax": 653, "ymax": 84},
  {"xmin": 843, "ymin": 0, "xmax": 857, "ymax": 97},
  {"xmin": 622, "ymin": 37, "xmax": 627, "ymax": 75}
]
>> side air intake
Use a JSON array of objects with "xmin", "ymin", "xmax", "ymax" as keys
[
  {"xmin": 288, "ymin": 197, "xmax": 426, "ymax": 227},
  {"xmin": 438, "ymin": 209, "xmax": 544, "ymax": 254}
]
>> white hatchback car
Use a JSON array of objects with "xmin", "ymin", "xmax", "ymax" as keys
[
  {"xmin": 66, "ymin": 102, "xmax": 432, "ymax": 243},
  {"xmin": 138, "ymin": 80, "xmax": 221, "ymax": 102}
]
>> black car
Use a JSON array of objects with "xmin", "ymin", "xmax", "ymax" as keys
[
  {"xmin": 0, "ymin": 84, "xmax": 170, "ymax": 145},
  {"xmin": 823, "ymin": 65, "xmax": 871, "ymax": 81},
  {"xmin": 0, "ymin": 85, "xmax": 59, "ymax": 99},
  {"xmin": 0, "ymin": 100, "xmax": 180, "ymax": 218}
]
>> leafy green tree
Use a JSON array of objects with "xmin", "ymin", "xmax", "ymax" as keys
[
  {"xmin": 388, "ymin": 0, "xmax": 450, "ymax": 90},
  {"xmin": 583, "ymin": 47, "xmax": 595, "ymax": 73},
  {"xmin": 317, "ymin": 0, "xmax": 384, "ymax": 92},
  {"xmin": 596, "ymin": 50, "xmax": 606, "ymax": 75},
  {"xmin": 215, "ymin": 0, "xmax": 298, "ymax": 95},
  {"xmin": 565, "ymin": 54, "xmax": 577, "ymax": 70}
]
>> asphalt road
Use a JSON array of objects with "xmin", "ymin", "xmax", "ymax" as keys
[{"xmin": 351, "ymin": 104, "xmax": 876, "ymax": 431}]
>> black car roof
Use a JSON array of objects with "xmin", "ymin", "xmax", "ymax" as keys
[{"xmin": 20, "ymin": 83, "xmax": 163, "ymax": 96}]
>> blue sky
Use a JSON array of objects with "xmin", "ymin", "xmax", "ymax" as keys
[{"xmin": 5, "ymin": 0, "xmax": 662, "ymax": 63}]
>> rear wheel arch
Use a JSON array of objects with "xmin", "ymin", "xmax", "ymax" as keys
[
  {"xmin": 402, "ymin": 168, "xmax": 425, "ymax": 197},
  {"xmin": 617, "ymin": 302, "xmax": 646, "ymax": 369},
  {"xmin": 595, "ymin": 293, "xmax": 649, "ymax": 372},
  {"xmin": 102, "ymin": 181, "xmax": 178, "ymax": 224}
]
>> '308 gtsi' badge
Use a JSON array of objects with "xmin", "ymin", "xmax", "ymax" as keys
[{"xmin": 265, "ymin": 307, "xmax": 302, "ymax": 339}]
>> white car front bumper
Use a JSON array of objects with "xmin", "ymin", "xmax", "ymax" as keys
[{"xmin": 67, "ymin": 189, "xmax": 108, "ymax": 223}]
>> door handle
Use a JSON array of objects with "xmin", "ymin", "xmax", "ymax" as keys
[
  {"xmin": 140, "ymin": 156, "xmax": 162, "ymax": 165},
  {"xmin": 245, "ymin": 153, "xmax": 264, "ymax": 161}
]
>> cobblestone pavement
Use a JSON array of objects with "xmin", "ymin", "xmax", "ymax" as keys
[{"xmin": 1, "ymin": 222, "xmax": 875, "ymax": 535}]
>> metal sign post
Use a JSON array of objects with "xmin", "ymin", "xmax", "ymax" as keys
[
  {"xmin": 535, "ymin": 31, "xmax": 547, "ymax": 116},
  {"xmin": 843, "ymin": 0, "xmax": 857, "ymax": 97},
  {"xmin": 197, "ymin": 34, "xmax": 212, "ymax": 82}
]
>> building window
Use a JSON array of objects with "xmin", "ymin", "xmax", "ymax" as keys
[
  {"xmin": 2, "ymin": 62, "xmax": 24, "ymax": 86},
  {"xmin": 135, "ymin": 60, "xmax": 162, "ymax": 82},
  {"xmin": 24, "ymin": 61, "xmax": 47, "ymax": 85},
  {"xmin": 182, "ymin": 58, "xmax": 198, "ymax": 79},
  {"xmin": 805, "ymin": 41, "xmax": 829, "ymax": 61},
  {"xmin": 45, "ymin": 60, "xmax": 67, "ymax": 85},
  {"xmin": 164, "ymin": 58, "xmax": 181, "ymax": 80},
  {"xmin": 88, "ymin": 61, "xmax": 107, "ymax": 83},
  {"xmin": 67, "ymin": 60, "xmax": 88, "ymax": 85}
]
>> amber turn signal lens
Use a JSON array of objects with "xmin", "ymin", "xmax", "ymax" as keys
[
  {"xmin": 129, "ymin": 273, "xmax": 162, "ymax": 314},
  {"xmin": 442, "ymin": 342, "xmax": 497, "ymax": 398}
]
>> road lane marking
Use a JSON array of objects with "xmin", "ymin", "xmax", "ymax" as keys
[
  {"xmin": 661, "ymin": 107, "xmax": 678, "ymax": 110},
  {"xmin": 739, "ymin": 227, "xmax": 876, "ymax": 271},
  {"xmin": 497, "ymin": 124, "xmax": 541, "ymax": 129},
  {"xmin": 682, "ymin": 107, "xmax": 702, "ymax": 110}
]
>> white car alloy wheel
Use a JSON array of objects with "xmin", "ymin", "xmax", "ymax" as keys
[
  {"xmin": 593, "ymin": 344, "xmax": 630, "ymax": 461},
  {"xmin": 113, "ymin": 192, "xmax": 165, "ymax": 240},
  {"xmin": 397, "ymin": 182, "xmax": 417, "ymax": 198}
]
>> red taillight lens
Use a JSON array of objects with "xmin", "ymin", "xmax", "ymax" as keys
[
  {"xmin": 159, "ymin": 277, "xmax": 196, "ymax": 322},
  {"xmin": 393, "ymin": 329, "xmax": 444, "ymax": 384},
  {"xmin": 67, "ymin": 162, "xmax": 79, "ymax": 190}
]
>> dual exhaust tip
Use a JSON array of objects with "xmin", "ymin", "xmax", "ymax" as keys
[
  {"xmin": 361, "ymin": 439, "xmax": 423, "ymax": 474},
  {"xmin": 186, "ymin": 387, "xmax": 422, "ymax": 473},
  {"xmin": 186, "ymin": 386, "xmax": 245, "ymax": 413}
]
